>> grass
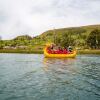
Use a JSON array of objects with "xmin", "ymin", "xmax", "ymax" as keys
[
  {"xmin": 78, "ymin": 49, "xmax": 100, "ymax": 55},
  {"xmin": 0, "ymin": 49, "xmax": 43, "ymax": 54},
  {"xmin": 0, "ymin": 49, "xmax": 100, "ymax": 55}
]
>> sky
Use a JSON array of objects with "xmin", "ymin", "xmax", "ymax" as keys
[{"xmin": 0, "ymin": 0, "xmax": 100, "ymax": 40}]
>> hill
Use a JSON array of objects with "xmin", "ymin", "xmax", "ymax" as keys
[
  {"xmin": 0, "ymin": 24, "xmax": 100, "ymax": 50},
  {"xmin": 38, "ymin": 24, "xmax": 100, "ymax": 48}
]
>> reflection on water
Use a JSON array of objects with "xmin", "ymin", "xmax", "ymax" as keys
[
  {"xmin": 42, "ymin": 56, "xmax": 100, "ymax": 100},
  {"xmin": 0, "ymin": 54, "xmax": 100, "ymax": 100},
  {"xmin": 43, "ymin": 58, "xmax": 78, "ymax": 87},
  {"xmin": 43, "ymin": 57, "xmax": 78, "ymax": 75}
]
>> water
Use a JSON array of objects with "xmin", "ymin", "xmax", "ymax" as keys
[{"xmin": 0, "ymin": 54, "xmax": 100, "ymax": 100}]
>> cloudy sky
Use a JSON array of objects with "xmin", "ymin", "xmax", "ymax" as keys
[{"xmin": 0, "ymin": 0, "xmax": 100, "ymax": 39}]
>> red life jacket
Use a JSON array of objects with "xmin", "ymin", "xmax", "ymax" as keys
[
  {"xmin": 47, "ymin": 47, "xmax": 68, "ymax": 54},
  {"xmin": 62, "ymin": 49, "xmax": 68, "ymax": 54}
]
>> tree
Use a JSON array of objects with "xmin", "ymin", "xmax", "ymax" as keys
[
  {"xmin": 0, "ymin": 36, "xmax": 3, "ymax": 49},
  {"xmin": 54, "ymin": 35, "xmax": 61, "ymax": 46},
  {"xmin": 87, "ymin": 29, "xmax": 100, "ymax": 49},
  {"xmin": 57, "ymin": 32, "xmax": 75, "ymax": 47}
]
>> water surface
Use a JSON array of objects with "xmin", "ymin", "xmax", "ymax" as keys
[{"xmin": 0, "ymin": 54, "xmax": 100, "ymax": 100}]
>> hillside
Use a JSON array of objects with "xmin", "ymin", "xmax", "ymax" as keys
[
  {"xmin": 38, "ymin": 24, "xmax": 100, "ymax": 48},
  {"xmin": 39, "ymin": 24, "xmax": 100, "ymax": 40},
  {"xmin": 0, "ymin": 24, "xmax": 100, "ymax": 50}
]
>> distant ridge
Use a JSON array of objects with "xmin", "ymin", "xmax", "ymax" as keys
[{"xmin": 39, "ymin": 24, "xmax": 100, "ymax": 37}]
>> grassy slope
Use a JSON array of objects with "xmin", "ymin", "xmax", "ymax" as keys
[
  {"xmin": 40, "ymin": 24, "xmax": 100, "ymax": 37},
  {"xmin": 38, "ymin": 24, "xmax": 100, "ymax": 45}
]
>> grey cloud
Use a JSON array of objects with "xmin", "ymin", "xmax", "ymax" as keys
[
  {"xmin": 0, "ymin": 0, "xmax": 100, "ymax": 39},
  {"xmin": 0, "ymin": 11, "xmax": 8, "ymax": 23}
]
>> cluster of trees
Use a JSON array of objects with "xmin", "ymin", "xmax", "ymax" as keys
[
  {"xmin": 55, "ymin": 32, "xmax": 75, "ymax": 47},
  {"xmin": 0, "ymin": 35, "xmax": 32, "ymax": 49},
  {"xmin": 54, "ymin": 29, "xmax": 100, "ymax": 49},
  {"xmin": 87, "ymin": 29, "xmax": 100, "ymax": 49}
]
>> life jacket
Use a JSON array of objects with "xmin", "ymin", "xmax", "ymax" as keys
[
  {"xmin": 62, "ymin": 49, "xmax": 68, "ymax": 54},
  {"xmin": 58, "ymin": 50, "xmax": 63, "ymax": 54},
  {"xmin": 47, "ymin": 47, "xmax": 52, "ymax": 54},
  {"xmin": 47, "ymin": 47, "xmax": 68, "ymax": 54}
]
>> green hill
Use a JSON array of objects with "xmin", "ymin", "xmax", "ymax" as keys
[
  {"xmin": 0, "ymin": 24, "xmax": 100, "ymax": 50},
  {"xmin": 14, "ymin": 35, "xmax": 32, "ymax": 40},
  {"xmin": 38, "ymin": 24, "xmax": 100, "ymax": 48}
]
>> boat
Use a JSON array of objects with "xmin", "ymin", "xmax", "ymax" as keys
[{"xmin": 44, "ymin": 46, "xmax": 77, "ymax": 58}]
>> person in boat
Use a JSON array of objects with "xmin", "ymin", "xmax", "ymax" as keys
[
  {"xmin": 47, "ymin": 43, "xmax": 56, "ymax": 54},
  {"xmin": 47, "ymin": 44, "xmax": 60, "ymax": 54},
  {"xmin": 62, "ymin": 47, "xmax": 68, "ymax": 54},
  {"xmin": 47, "ymin": 44, "xmax": 68, "ymax": 54},
  {"xmin": 50, "ymin": 44, "xmax": 54, "ymax": 50},
  {"xmin": 54, "ymin": 46, "xmax": 63, "ymax": 54},
  {"xmin": 68, "ymin": 46, "xmax": 73, "ymax": 52},
  {"xmin": 59, "ymin": 46, "xmax": 63, "ymax": 53}
]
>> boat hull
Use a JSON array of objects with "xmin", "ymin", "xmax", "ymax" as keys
[{"xmin": 44, "ymin": 47, "xmax": 77, "ymax": 58}]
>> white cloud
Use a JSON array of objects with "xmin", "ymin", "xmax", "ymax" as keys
[{"xmin": 0, "ymin": 0, "xmax": 100, "ymax": 39}]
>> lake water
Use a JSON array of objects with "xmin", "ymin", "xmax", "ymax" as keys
[{"xmin": 0, "ymin": 54, "xmax": 100, "ymax": 100}]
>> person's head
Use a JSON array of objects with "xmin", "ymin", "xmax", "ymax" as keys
[
  {"xmin": 68, "ymin": 46, "xmax": 71, "ymax": 48},
  {"xmin": 64, "ymin": 47, "xmax": 66, "ymax": 49},
  {"xmin": 58, "ymin": 46, "xmax": 62, "ymax": 50},
  {"xmin": 50, "ymin": 44, "xmax": 54, "ymax": 49}
]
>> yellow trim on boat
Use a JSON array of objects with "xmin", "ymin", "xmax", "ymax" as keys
[{"xmin": 44, "ymin": 47, "xmax": 77, "ymax": 58}]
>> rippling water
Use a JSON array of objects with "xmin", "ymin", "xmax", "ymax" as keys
[{"xmin": 0, "ymin": 54, "xmax": 100, "ymax": 100}]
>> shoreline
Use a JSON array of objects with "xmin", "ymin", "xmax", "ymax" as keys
[
  {"xmin": 0, "ymin": 49, "xmax": 100, "ymax": 54},
  {"xmin": 78, "ymin": 49, "xmax": 100, "ymax": 55},
  {"xmin": 0, "ymin": 49, "xmax": 43, "ymax": 54}
]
